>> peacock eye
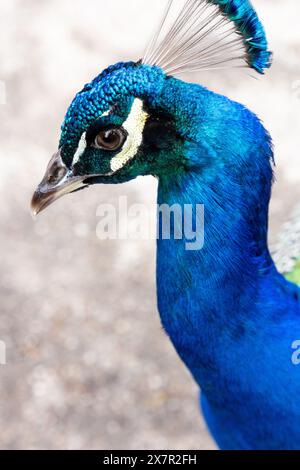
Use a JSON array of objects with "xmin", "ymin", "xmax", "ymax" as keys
[{"xmin": 93, "ymin": 127, "xmax": 126, "ymax": 151}]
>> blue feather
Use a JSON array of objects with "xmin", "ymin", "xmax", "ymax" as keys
[{"xmin": 209, "ymin": 0, "xmax": 272, "ymax": 72}]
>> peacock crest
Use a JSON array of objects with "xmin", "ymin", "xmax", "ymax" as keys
[{"xmin": 143, "ymin": 0, "xmax": 272, "ymax": 75}]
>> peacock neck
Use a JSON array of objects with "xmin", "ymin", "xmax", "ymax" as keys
[
  {"xmin": 156, "ymin": 166, "xmax": 276, "ymax": 387},
  {"xmin": 152, "ymin": 77, "xmax": 278, "ymax": 391}
]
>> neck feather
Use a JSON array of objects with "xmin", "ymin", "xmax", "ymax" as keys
[
  {"xmin": 156, "ymin": 77, "xmax": 275, "ymax": 322},
  {"xmin": 156, "ymin": 165, "xmax": 277, "ymax": 386}
]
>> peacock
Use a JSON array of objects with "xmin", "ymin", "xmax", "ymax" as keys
[{"xmin": 31, "ymin": 0, "xmax": 300, "ymax": 450}]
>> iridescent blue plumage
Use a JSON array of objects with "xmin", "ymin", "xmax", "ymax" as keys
[
  {"xmin": 59, "ymin": 62, "xmax": 165, "ymax": 166},
  {"xmin": 155, "ymin": 76, "xmax": 300, "ymax": 450},
  {"xmin": 209, "ymin": 0, "xmax": 272, "ymax": 73}
]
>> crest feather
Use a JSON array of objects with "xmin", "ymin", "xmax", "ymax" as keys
[{"xmin": 143, "ymin": 0, "xmax": 272, "ymax": 75}]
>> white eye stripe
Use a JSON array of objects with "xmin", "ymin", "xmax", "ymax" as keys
[
  {"xmin": 110, "ymin": 98, "xmax": 148, "ymax": 173},
  {"xmin": 101, "ymin": 110, "xmax": 110, "ymax": 118},
  {"xmin": 72, "ymin": 132, "xmax": 87, "ymax": 166}
]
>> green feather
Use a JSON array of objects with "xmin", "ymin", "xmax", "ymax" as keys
[{"xmin": 285, "ymin": 259, "xmax": 300, "ymax": 287}]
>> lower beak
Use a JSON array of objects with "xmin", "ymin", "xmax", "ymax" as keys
[{"xmin": 31, "ymin": 150, "xmax": 88, "ymax": 216}]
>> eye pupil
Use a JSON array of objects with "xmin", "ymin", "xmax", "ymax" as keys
[
  {"xmin": 102, "ymin": 130, "xmax": 118, "ymax": 146},
  {"xmin": 94, "ymin": 128, "xmax": 125, "ymax": 151}
]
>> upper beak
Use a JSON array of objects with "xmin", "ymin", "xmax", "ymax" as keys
[{"xmin": 31, "ymin": 150, "xmax": 88, "ymax": 216}]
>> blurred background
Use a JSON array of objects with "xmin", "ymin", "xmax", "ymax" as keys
[{"xmin": 0, "ymin": 0, "xmax": 299, "ymax": 450}]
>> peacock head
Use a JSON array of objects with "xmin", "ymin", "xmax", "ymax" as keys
[
  {"xmin": 31, "ymin": 61, "xmax": 186, "ymax": 214},
  {"xmin": 31, "ymin": 0, "xmax": 272, "ymax": 215}
]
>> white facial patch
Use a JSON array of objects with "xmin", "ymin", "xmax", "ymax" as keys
[
  {"xmin": 110, "ymin": 98, "xmax": 149, "ymax": 173},
  {"xmin": 71, "ymin": 101, "xmax": 148, "ymax": 173}
]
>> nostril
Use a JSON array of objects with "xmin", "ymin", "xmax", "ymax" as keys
[{"xmin": 47, "ymin": 166, "xmax": 67, "ymax": 185}]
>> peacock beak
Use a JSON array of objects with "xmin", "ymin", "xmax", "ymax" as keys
[{"xmin": 31, "ymin": 149, "xmax": 88, "ymax": 216}]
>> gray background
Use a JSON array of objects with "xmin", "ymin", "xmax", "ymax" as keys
[{"xmin": 0, "ymin": 0, "xmax": 299, "ymax": 450}]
